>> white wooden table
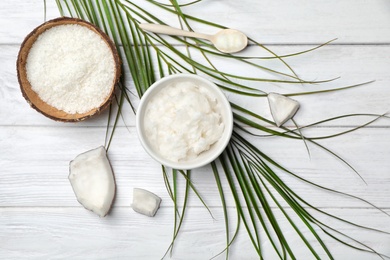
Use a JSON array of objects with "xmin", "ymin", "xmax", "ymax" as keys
[{"xmin": 1, "ymin": 1, "xmax": 390, "ymax": 259}]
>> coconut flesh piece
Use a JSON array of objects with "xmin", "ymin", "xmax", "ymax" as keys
[
  {"xmin": 132, "ymin": 188, "xmax": 162, "ymax": 217},
  {"xmin": 267, "ymin": 92, "xmax": 300, "ymax": 127},
  {"xmin": 69, "ymin": 146, "xmax": 116, "ymax": 217}
]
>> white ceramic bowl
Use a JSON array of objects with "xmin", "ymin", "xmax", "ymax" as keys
[{"xmin": 136, "ymin": 74, "xmax": 233, "ymax": 170}]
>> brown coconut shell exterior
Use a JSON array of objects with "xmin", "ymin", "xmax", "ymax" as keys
[{"xmin": 16, "ymin": 17, "xmax": 122, "ymax": 122}]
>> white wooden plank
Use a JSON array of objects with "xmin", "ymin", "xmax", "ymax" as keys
[
  {"xmin": 1, "ymin": 1, "xmax": 390, "ymax": 259},
  {"xmin": 1, "ymin": 126, "xmax": 390, "ymax": 208},
  {"xmin": 0, "ymin": 207, "xmax": 389, "ymax": 259},
  {"xmin": 178, "ymin": 0, "xmax": 390, "ymax": 44},
  {"xmin": 1, "ymin": 0, "xmax": 390, "ymax": 44},
  {"xmin": 0, "ymin": 0, "xmax": 60, "ymax": 44},
  {"xmin": 3, "ymin": 44, "xmax": 390, "ymax": 127}
]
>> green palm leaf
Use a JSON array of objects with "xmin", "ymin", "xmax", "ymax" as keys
[{"xmin": 55, "ymin": 0, "xmax": 389, "ymax": 258}]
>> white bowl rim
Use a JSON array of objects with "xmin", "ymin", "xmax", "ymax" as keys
[{"xmin": 136, "ymin": 73, "xmax": 233, "ymax": 170}]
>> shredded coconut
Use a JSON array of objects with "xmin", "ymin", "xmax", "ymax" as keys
[
  {"xmin": 26, "ymin": 24, "xmax": 115, "ymax": 114},
  {"xmin": 144, "ymin": 81, "xmax": 225, "ymax": 162}
]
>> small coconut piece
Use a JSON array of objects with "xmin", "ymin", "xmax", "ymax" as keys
[
  {"xmin": 267, "ymin": 92, "xmax": 300, "ymax": 127},
  {"xmin": 69, "ymin": 146, "xmax": 116, "ymax": 217},
  {"xmin": 132, "ymin": 188, "xmax": 162, "ymax": 217}
]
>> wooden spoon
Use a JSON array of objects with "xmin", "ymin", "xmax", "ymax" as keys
[{"xmin": 139, "ymin": 23, "xmax": 248, "ymax": 53}]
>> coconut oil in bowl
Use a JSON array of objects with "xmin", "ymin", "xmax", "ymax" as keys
[{"xmin": 136, "ymin": 74, "xmax": 233, "ymax": 170}]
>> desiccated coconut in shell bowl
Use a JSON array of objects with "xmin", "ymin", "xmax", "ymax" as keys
[{"xmin": 16, "ymin": 17, "xmax": 121, "ymax": 122}]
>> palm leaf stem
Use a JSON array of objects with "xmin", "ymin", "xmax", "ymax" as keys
[
  {"xmin": 219, "ymin": 151, "xmax": 263, "ymax": 257},
  {"xmin": 232, "ymin": 133, "xmax": 389, "ymax": 258},
  {"xmin": 253, "ymin": 162, "xmax": 325, "ymax": 259},
  {"xmin": 162, "ymin": 169, "xmax": 191, "ymax": 258},
  {"xmin": 232, "ymin": 132, "xmax": 390, "ymax": 230}
]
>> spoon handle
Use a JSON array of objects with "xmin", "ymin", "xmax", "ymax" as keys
[{"xmin": 139, "ymin": 23, "xmax": 211, "ymax": 40}]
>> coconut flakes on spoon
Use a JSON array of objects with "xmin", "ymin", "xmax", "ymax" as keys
[
  {"xmin": 267, "ymin": 92, "xmax": 300, "ymax": 127},
  {"xmin": 69, "ymin": 146, "xmax": 116, "ymax": 217}
]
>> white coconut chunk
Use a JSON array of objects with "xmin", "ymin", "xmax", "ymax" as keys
[
  {"xmin": 132, "ymin": 188, "xmax": 162, "ymax": 217},
  {"xmin": 69, "ymin": 146, "xmax": 116, "ymax": 217},
  {"xmin": 267, "ymin": 92, "xmax": 300, "ymax": 127}
]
